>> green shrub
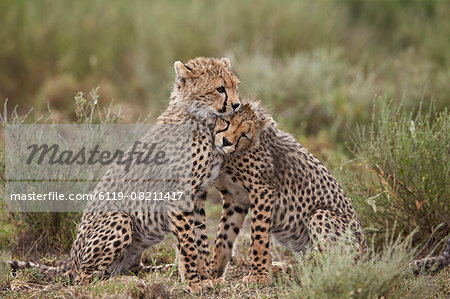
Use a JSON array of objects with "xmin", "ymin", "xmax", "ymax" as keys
[
  {"xmin": 280, "ymin": 232, "xmax": 432, "ymax": 299},
  {"xmin": 344, "ymin": 101, "xmax": 449, "ymax": 246}
]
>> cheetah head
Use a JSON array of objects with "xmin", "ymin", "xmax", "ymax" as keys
[
  {"xmin": 171, "ymin": 57, "xmax": 241, "ymax": 119},
  {"xmin": 213, "ymin": 99, "xmax": 270, "ymax": 155}
]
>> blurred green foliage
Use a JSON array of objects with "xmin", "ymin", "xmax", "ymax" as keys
[{"xmin": 0, "ymin": 0, "xmax": 449, "ymax": 143}]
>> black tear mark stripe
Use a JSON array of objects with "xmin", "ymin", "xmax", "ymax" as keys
[
  {"xmin": 216, "ymin": 120, "xmax": 230, "ymax": 135},
  {"xmin": 235, "ymin": 134, "xmax": 245, "ymax": 150},
  {"xmin": 219, "ymin": 89, "xmax": 228, "ymax": 113}
]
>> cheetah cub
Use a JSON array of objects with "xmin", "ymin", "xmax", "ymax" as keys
[
  {"xmin": 211, "ymin": 98, "xmax": 450, "ymax": 283},
  {"xmin": 211, "ymin": 98, "xmax": 367, "ymax": 284},
  {"xmin": 10, "ymin": 57, "xmax": 240, "ymax": 293}
]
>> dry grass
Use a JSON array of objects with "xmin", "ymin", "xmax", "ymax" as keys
[{"xmin": 1, "ymin": 218, "xmax": 449, "ymax": 298}]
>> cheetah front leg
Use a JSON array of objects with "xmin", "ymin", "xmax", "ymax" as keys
[
  {"xmin": 242, "ymin": 186, "xmax": 276, "ymax": 285},
  {"xmin": 184, "ymin": 194, "xmax": 227, "ymax": 289},
  {"xmin": 169, "ymin": 211, "xmax": 213, "ymax": 293},
  {"xmin": 211, "ymin": 189, "xmax": 248, "ymax": 278},
  {"xmin": 193, "ymin": 192, "xmax": 212, "ymax": 280}
]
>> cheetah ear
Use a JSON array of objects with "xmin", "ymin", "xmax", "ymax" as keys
[
  {"xmin": 220, "ymin": 58, "xmax": 231, "ymax": 68},
  {"xmin": 174, "ymin": 61, "xmax": 194, "ymax": 79}
]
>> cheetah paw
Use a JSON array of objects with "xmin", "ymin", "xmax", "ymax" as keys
[
  {"xmin": 242, "ymin": 274, "xmax": 271, "ymax": 285},
  {"xmin": 187, "ymin": 279, "xmax": 214, "ymax": 294},
  {"xmin": 187, "ymin": 282, "xmax": 203, "ymax": 294},
  {"xmin": 198, "ymin": 268, "xmax": 212, "ymax": 280},
  {"xmin": 271, "ymin": 261, "xmax": 291, "ymax": 274},
  {"xmin": 211, "ymin": 277, "xmax": 226, "ymax": 286},
  {"xmin": 210, "ymin": 267, "xmax": 223, "ymax": 279}
]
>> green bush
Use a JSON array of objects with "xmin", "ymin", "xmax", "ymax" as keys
[
  {"xmin": 344, "ymin": 101, "xmax": 449, "ymax": 246},
  {"xmin": 280, "ymin": 232, "xmax": 432, "ymax": 299}
]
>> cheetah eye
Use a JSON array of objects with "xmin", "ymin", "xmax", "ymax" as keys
[
  {"xmin": 216, "ymin": 86, "xmax": 225, "ymax": 93},
  {"xmin": 241, "ymin": 133, "xmax": 250, "ymax": 139}
]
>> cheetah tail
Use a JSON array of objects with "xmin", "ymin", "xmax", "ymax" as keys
[
  {"xmin": 444, "ymin": 237, "xmax": 450, "ymax": 257},
  {"xmin": 9, "ymin": 258, "xmax": 73, "ymax": 280},
  {"xmin": 411, "ymin": 237, "xmax": 450, "ymax": 276},
  {"xmin": 139, "ymin": 263, "xmax": 177, "ymax": 274}
]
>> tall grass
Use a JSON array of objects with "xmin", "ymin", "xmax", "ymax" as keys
[
  {"xmin": 340, "ymin": 101, "xmax": 449, "ymax": 247},
  {"xmin": 0, "ymin": 89, "xmax": 125, "ymax": 256}
]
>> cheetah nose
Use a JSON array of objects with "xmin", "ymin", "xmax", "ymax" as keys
[
  {"xmin": 222, "ymin": 137, "xmax": 232, "ymax": 147},
  {"xmin": 232, "ymin": 103, "xmax": 240, "ymax": 111}
]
